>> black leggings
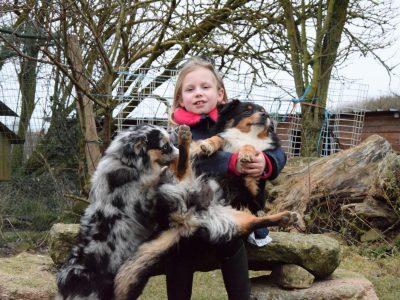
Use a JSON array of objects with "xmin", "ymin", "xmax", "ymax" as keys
[{"xmin": 165, "ymin": 236, "xmax": 248, "ymax": 300}]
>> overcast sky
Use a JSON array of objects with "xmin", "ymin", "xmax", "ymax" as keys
[{"xmin": 339, "ymin": 20, "xmax": 400, "ymax": 98}]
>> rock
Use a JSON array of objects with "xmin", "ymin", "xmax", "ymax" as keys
[
  {"xmin": 251, "ymin": 269, "xmax": 378, "ymax": 300},
  {"xmin": 0, "ymin": 252, "xmax": 56, "ymax": 300},
  {"xmin": 49, "ymin": 223, "xmax": 80, "ymax": 266},
  {"xmin": 271, "ymin": 264, "xmax": 314, "ymax": 289},
  {"xmin": 49, "ymin": 224, "xmax": 340, "ymax": 279},
  {"xmin": 360, "ymin": 229, "xmax": 383, "ymax": 242},
  {"xmin": 247, "ymin": 231, "xmax": 340, "ymax": 278}
]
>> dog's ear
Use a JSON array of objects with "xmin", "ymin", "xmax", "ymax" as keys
[
  {"xmin": 218, "ymin": 99, "xmax": 241, "ymax": 117},
  {"xmin": 122, "ymin": 134, "xmax": 148, "ymax": 158},
  {"xmin": 268, "ymin": 121, "xmax": 275, "ymax": 133},
  {"xmin": 168, "ymin": 127, "xmax": 179, "ymax": 145},
  {"xmin": 211, "ymin": 100, "xmax": 242, "ymax": 134}
]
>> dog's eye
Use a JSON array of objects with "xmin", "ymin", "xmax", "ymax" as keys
[
  {"xmin": 243, "ymin": 110, "xmax": 252, "ymax": 116},
  {"xmin": 161, "ymin": 143, "xmax": 172, "ymax": 153}
]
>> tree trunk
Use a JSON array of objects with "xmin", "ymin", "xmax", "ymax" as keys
[
  {"xmin": 266, "ymin": 135, "xmax": 400, "ymax": 237},
  {"xmin": 280, "ymin": 0, "xmax": 350, "ymax": 157},
  {"xmin": 11, "ymin": 34, "xmax": 38, "ymax": 172},
  {"xmin": 66, "ymin": 35, "xmax": 101, "ymax": 192}
]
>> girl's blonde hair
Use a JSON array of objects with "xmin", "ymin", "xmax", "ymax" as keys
[{"xmin": 168, "ymin": 57, "xmax": 228, "ymax": 127}]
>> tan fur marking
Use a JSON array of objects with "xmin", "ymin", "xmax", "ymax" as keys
[
  {"xmin": 229, "ymin": 210, "xmax": 258, "ymax": 234},
  {"xmin": 238, "ymin": 144, "xmax": 259, "ymax": 196},
  {"xmin": 233, "ymin": 210, "xmax": 298, "ymax": 235},
  {"xmin": 199, "ymin": 135, "xmax": 225, "ymax": 156},
  {"xmin": 257, "ymin": 130, "xmax": 269, "ymax": 139},
  {"xmin": 244, "ymin": 176, "xmax": 259, "ymax": 196},
  {"xmin": 148, "ymin": 149, "xmax": 163, "ymax": 169},
  {"xmin": 115, "ymin": 228, "xmax": 182, "ymax": 300},
  {"xmin": 238, "ymin": 144, "xmax": 257, "ymax": 163},
  {"xmin": 170, "ymin": 125, "xmax": 193, "ymax": 181},
  {"xmin": 236, "ymin": 116, "xmax": 255, "ymax": 132},
  {"xmin": 206, "ymin": 135, "xmax": 225, "ymax": 150},
  {"xmin": 169, "ymin": 158, "xmax": 179, "ymax": 176}
]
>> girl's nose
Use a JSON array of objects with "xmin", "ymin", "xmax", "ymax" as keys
[{"xmin": 195, "ymin": 88, "xmax": 203, "ymax": 96}]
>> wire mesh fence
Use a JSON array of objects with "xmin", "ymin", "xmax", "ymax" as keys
[
  {"xmin": 0, "ymin": 64, "xmax": 52, "ymax": 157},
  {"xmin": 0, "ymin": 63, "xmax": 80, "ymax": 249},
  {"xmin": 115, "ymin": 68, "xmax": 369, "ymax": 158},
  {"xmin": 114, "ymin": 68, "xmax": 178, "ymax": 130},
  {"xmin": 0, "ymin": 63, "xmax": 368, "ymax": 250}
]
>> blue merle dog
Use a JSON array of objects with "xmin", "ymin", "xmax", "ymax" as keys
[{"xmin": 56, "ymin": 124, "xmax": 297, "ymax": 300}]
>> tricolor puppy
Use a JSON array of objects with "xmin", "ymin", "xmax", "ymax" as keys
[{"xmin": 194, "ymin": 99, "xmax": 279, "ymax": 213}]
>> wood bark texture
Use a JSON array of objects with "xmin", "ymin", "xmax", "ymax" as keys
[{"xmin": 266, "ymin": 134, "xmax": 400, "ymax": 233}]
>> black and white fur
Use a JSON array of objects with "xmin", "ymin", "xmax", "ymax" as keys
[
  {"xmin": 56, "ymin": 123, "xmax": 297, "ymax": 300},
  {"xmin": 56, "ymin": 124, "xmax": 184, "ymax": 299}
]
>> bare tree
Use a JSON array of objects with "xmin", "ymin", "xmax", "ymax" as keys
[
  {"xmin": 0, "ymin": 1, "xmax": 53, "ymax": 171},
  {"xmin": 0, "ymin": 0, "xmax": 397, "ymax": 192},
  {"xmin": 276, "ymin": 0, "xmax": 396, "ymax": 155}
]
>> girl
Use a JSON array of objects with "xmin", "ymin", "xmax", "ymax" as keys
[{"xmin": 166, "ymin": 57, "xmax": 287, "ymax": 300}]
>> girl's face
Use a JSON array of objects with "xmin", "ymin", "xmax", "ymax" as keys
[{"xmin": 179, "ymin": 67, "xmax": 225, "ymax": 114}]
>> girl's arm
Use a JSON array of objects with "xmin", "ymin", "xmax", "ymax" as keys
[{"xmin": 263, "ymin": 146, "xmax": 287, "ymax": 180}]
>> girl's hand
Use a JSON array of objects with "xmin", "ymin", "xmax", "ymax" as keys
[{"xmin": 235, "ymin": 150, "xmax": 266, "ymax": 177}]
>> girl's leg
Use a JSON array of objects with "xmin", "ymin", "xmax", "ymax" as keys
[
  {"xmin": 165, "ymin": 243, "xmax": 194, "ymax": 300},
  {"xmin": 217, "ymin": 237, "xmax": 251, "ymax": 300}
]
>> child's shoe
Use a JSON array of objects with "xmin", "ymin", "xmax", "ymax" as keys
[{"xmin": 247, "ymin": 227, "xmax": 272, "ymax": 247}]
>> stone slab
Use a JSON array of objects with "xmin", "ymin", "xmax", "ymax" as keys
[{"xmin": 251, "ymin": 269, "xmax": 378, "ymax": 300}]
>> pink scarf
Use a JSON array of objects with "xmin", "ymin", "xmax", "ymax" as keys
[{"xmin": 173, "ymin": 107, "xmax": 218, "ymax": 125}]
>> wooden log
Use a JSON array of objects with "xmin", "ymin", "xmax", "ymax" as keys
[{"xmin": 266, "ymin": 134, "xmax": 400, "ymax": 233}]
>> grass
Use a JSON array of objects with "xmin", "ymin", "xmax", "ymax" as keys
[
  {"xmin": 0, "ymin": 230, "xmax": 49, "ymax": 254},
  {"xmin": 140, "ymin": 271, "xmax": 226, "ymax": 300},
  {"xmin": 0, "ymin": 252, "xmax": 56, "ymax": 295},
  {"xmin": 139, "ymin": 270, "xmax": 270, "ymax": 300},
  {"xmin": 340, "ymin": 246, "xmax": 400, "ymax": 300},
  {"xmin": 139, "ymin": 247, "xmax": 400, "ymax": 300}
]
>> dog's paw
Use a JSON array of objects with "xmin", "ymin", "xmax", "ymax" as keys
[
  {"xmin": 178, "ymin": 125, "xmax": 192, "ymax": 144},
  {"xmin": 238, "ymin": 152, "xmax": 254, "ymax": 163},
  {"xmin": 256, "ymin": 210, "xmax": 266, "ymax": 217},
  {"xmin": 200, "ymin": 141, "xmax": 215, "ymax": 156},
  {"xmin": 279, "ymin": 211, "xmax": 299, "ymax": 228}
]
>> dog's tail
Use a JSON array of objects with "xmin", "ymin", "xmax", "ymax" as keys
[{"xmin": 114, "ymin": 226, "xmax": 185, "ymax": 300}]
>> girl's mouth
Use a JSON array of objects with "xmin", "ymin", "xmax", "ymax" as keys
[{"xmin": 194, "ymin": 100, "xmax": 206, "ymax": 105}]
